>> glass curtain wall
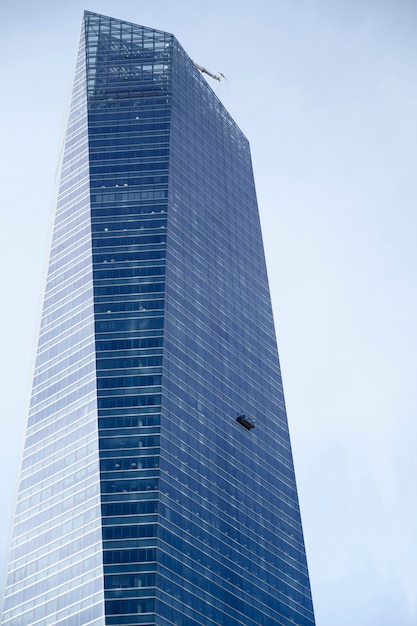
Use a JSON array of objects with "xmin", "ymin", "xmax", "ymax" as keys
[{"xmin": 1, "ymin": 11, "xmax": 315, "ymax": 626}]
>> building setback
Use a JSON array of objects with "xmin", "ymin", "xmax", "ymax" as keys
[{"xmin": 1, "ymin": 11, "xmax": 315, "ymax": 626}]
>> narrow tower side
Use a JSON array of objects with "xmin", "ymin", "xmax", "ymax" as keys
[
  {"xmin": 1, "ymin": 22, "xmax": 105, "ymax": 626},
  {"xmin": 84, "ymin": 12, "xmax": 174, "ymax": 624}
]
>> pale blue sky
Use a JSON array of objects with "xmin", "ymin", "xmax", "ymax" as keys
[{"xmin": 1, "ymin": 2, "xmax": 416, "ymax": 624}]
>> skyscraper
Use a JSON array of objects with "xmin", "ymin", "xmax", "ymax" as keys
[{"xmin": 1, "ymin": 10, "xmax": 315, "ymax": 626}]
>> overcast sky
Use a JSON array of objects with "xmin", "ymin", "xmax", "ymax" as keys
[{"xmin": 1, "ymin": 1, "xmax": 416, "ymax": 624}]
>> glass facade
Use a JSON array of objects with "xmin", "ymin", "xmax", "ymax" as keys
[{"xmin": 1, "ymin": 11, "xmax": 315, "ymax": 626}]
